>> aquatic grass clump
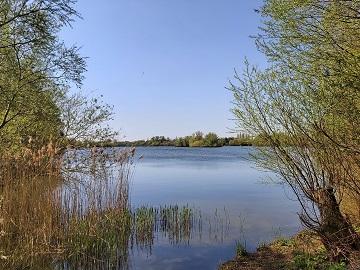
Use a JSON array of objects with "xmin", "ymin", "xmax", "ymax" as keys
[
  {"xmin": 65, "ymin": 208, "xmax": 132, "ymax": 269},
  {"xmin": 133, "ymin": 207, "xmax": 156, "ymax": 249},
  {"xmin": 132, "ymin": 205, "xmax": 196, "ymax": 250},
  {"xmin": 159, "ymin": 205, "xmax": 193, "ymax": 244},
  {"xmin": 235, "ymin": 242, "xmax": 248, "ymax": 258}
]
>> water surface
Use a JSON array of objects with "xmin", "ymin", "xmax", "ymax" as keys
[{"xmin": 129, "ymin": 146, "xmax": 301, "ymax": 270}]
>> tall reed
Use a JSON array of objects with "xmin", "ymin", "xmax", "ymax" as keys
[{"xmin": 0, "ymin": 144, "xmax": 134, "ymax": 269}]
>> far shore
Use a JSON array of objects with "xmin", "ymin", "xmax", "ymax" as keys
[{"xmin": 71, "ymin": 132, "xmax": 260, "ymax": 148}]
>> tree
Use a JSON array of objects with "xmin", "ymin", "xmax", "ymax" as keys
[
  {"xmin": 204, "ymin": 132, "xmax": 220, "ymax": 147},
  {"xmin": 193, "ymin": 131, "xmax": 203, "ymax": 140},
  {"xmin": 0, "ymin": 1, "xmax": 117, "ymax": 150},
  {"xmin": 175, "ymin": 136, "xmax": 190, "ymax": 147},
  {"xmin": 0, "ymin": 0, "xmax": 86, "ymax": 149},
  {"xmin": 230, "ymin": 0, "xmax": 360, "ymax": 262},
  {"xmin": 189, "ymin": 131, "xmax": 203, "ymax": 147},
  {"xmin": 58, "ymin": 92, "xmax": 117, "ymax": 145}
]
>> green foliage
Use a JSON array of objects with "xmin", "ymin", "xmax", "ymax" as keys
[
  {"xmin": 188, "ymin": 131, "xmax": 224, "ymax": 147},
  {"xmin": 273, "ymin": 237, "xmax": 295, "ymax": 247},
  {"xmin": 257, "ymin": 0, "xmax": 360, "ymax": 154},
  {"xmin": 0, "ymin": 1, "xmax": 84, "ymax": 149},
  {"xmin": 58, "ymin": 92, "xmax": 117, "ymax": 144},
  {"xmin": 188, "ymin": 140, "xmax": 200, "ymax": 147},
  {"xmin": 134, "ymin": 207, "xmax": 156, "ymax": 247},
  {"xmin": 0, "ymin": 1, "xmax": 116, "ymax": 151},
  {"xmin": 189, "ymin": 131, "xmax": 204, "ymax": 147},
  {"xmin": 230, "ymin": 0, "xmax": 360, "ymax": 261},
  {"xmin": 114, "ymin": 132, "xmax": 255, "ymax": 148},
  {"xmin": 66, "ymin": 209, "xmax": 132, "ymax": 262},
  {"xmin": 235, "ymin": 241, "xmax": 248, "ymax": 258},
  {"xmin": 203, "ymin": 132, "xmax": 220, "ymax": 147},
  {"xmin": 147, "ymin": 136, "xmax": 172, "ymax": 146},
  {"xmin": 292, "ymin": 252, "xmax": 346, "ymax": 270},
  {"xmin": 228, "ymin": 133, "xmax": 254, "ymax": 146},
  {"xmin": 175, "ymin": 136, "xmax": 190, "ymax": 147}
]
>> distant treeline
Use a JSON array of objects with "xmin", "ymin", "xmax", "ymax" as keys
[{"xmin": 76, "ymin": 132, "xmax": 270, "ymax": 148}]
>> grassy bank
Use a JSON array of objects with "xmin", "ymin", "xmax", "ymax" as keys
[{"xmin": 220, "ymin": 230, "xmax": 360, "ymax": 270}]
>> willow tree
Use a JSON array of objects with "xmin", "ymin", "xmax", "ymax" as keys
[
  {"xmin": 230, "ymin": 0, "xmax": 360, "ymax": 262},
  {"xmin": 0, "ymin": 0, "xmax": 85, "ymax": 149},
  {"xmin": 0, "ymin": 1, "xmax": 116, "ymax": 150}
]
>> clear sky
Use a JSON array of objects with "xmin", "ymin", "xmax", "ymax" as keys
[{"xmin": 61, "ymin": 0, "xmax": 266, "ymax": 140}]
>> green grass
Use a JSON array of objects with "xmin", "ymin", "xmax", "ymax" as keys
[
  {"xmin": 235, "ymin": 241, "xmax": 248, "ymax": 258},
  {"xmin": 273, "ymin": 237, "xmax": 295, "ymax": 247},
  {"xmin": 292, "ymin": 252, "xmax": 347, "ymax": 270}
]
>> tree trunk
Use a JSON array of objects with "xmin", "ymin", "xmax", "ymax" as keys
[{"xmin": 317, "ymin": 187, "xmax": 360, "ymax": 261}]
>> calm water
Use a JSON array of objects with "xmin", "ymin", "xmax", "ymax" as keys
[{"xmin": 128, "ymin": 146, "xmax": 301, "ymax": 270}]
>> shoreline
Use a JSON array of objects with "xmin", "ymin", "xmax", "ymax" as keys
[{"xmin": 219, "ymin": 230, "xmax": 359, "ymax": 270}]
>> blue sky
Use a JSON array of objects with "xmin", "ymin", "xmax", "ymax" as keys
[{"xmin": 61, "ymin": 0, "xmax": 266, "ymax": 140}]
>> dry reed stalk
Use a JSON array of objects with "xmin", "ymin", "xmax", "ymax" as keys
[{"xmin": 0, "ymin": 144, "xmax": 135, "ymax": 269}]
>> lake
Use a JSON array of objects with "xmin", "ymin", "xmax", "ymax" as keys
[{"xmin": 128, "ymin": 146, "xmax": 301, "ymax": 270}]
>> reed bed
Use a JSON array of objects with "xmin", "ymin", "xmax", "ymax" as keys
[
  {"xmin": 0, "ymin": 144, "xmax": 207, "ymax": 270},
  {"xmin": 0, "ymin": 144, "xmax": 134, "ymax": 269},
  {"xmin": 133, "ymin": 205, "xmax": 196, "ymax": 250}
]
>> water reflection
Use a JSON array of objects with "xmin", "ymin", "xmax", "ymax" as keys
[{"xmin": 130, "ymin": 147, "xmax": 300, "ymax": 270}]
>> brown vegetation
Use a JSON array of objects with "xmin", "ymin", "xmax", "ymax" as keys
[{"xmin": 0, "ymin": 144, "xmax": 134, "ymax": 269}]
